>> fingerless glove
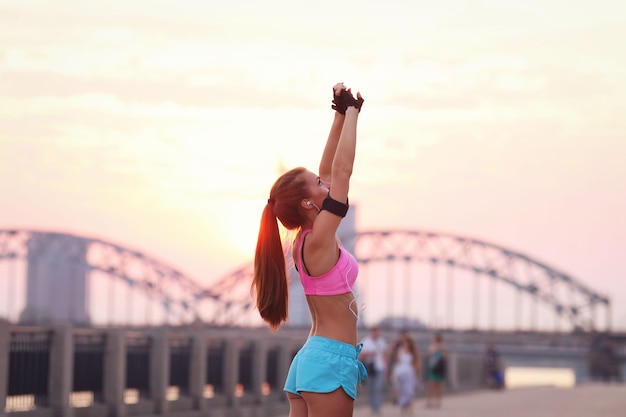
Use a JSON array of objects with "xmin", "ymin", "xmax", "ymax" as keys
[
  {"xmin": 340, "ymin": 89, "xmax": 364, "ymax": 112},
  {"xmin": 331, "ymin": 89, "xmax": 347, "ymax": 114}
]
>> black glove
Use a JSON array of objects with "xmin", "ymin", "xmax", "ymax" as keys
[
  {"xmin": 341, "ymin": 89, "xmax": 364, "ymax": 112},
  {"xmin": 331, "ymin": 88, "xmax": 347, "ymax": 114}
]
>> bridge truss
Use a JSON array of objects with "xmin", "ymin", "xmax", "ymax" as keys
[
  {"xmin": 0, "ymin": 229, "xmax": 611, "ymax": 331},
  {"xmin": 353, "ymin": 231, "xmax": 610, "ymax": 332}
]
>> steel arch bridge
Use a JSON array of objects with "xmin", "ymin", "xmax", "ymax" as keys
[{"xmin": 0, "ymin": 229, "xmax": 610, "ymax": 331}]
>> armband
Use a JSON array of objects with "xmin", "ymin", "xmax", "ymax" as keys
[{"xmin": 321, "ymin": 193, "xmax": 349, "ymax": 217}]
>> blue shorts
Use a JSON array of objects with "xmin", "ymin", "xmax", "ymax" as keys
[{"xmin": 284, "ymin": 336, "xmax": 368, "ymax": 400}]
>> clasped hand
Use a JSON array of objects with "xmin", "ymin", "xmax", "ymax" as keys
[{"xmin": 331, "ymin": 83, "xmax": 364, "ymax": 114}]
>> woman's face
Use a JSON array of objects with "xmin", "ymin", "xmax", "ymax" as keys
[{"xmin": 302, "ymin": 170, "xmax": 329, "ymax": 206}]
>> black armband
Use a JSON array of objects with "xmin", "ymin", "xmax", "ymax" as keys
[{"xmin": 322, "ymin": 193, "xmax": 349, "ymax": 217}]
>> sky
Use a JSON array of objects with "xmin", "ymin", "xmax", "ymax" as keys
[{"xmin": 1, "ymin": 0, "xmax": 625, "ymax": 330}]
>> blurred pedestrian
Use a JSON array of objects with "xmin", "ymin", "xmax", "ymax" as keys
[
  {"xmin": 484, "ymin": 343, "xmax": 505, "ymax": 389},
  {"xmin": 390, "ymin": 330, "xmax": 421, "ymax": 414},
  {"xmin": 426, "ymin": 332, "xmax": 447, "ymax": 408},
  {"xmin": 360, "ymin": 326, "xmax": 388, "ymax": 414}
]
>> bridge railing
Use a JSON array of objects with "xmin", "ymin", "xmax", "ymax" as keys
[{"xmin": 0, "ymin": 321, "xmax": 486, "ymax": 417}]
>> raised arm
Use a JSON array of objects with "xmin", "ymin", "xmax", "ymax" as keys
[
  {"xmin": 327, "ymin": 88, "xmax": 364, "ymax": 203},
  {"xmin": 327, "ymin": 104, "xmax": 359, "ymax": 204},
  {"xmin": 318, "ymin": 83, "xmax": 347, "ymax": 183},
  {"xmin": 307, "ymin": 89, "xmax": 364, "ymax": 254}
]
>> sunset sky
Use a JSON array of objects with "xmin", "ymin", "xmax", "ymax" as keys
[{"xmin": 1, "ymin": 0, "xmax": 625, "ymax": 329}]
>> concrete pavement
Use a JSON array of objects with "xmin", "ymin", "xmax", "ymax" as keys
[
  {"xmin": 353, "ymin": 384, "xmax": 625, "ymax": 417},
  {"xmin": 280, "ymin": 384, "xmax": 626, "ymax": 417}
]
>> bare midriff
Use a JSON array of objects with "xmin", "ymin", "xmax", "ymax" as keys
[{"xmin": 305, "ymin": 292, "xmax": 358, "ymax": 346}]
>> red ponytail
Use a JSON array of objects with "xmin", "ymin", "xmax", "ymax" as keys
[
  {"xmin": 253, "ymin": 204, "xmax": 288, "ymax": 330},
  {"xmin": 252, "ymin": 167, "xmax": 308, "ymax": 330}
]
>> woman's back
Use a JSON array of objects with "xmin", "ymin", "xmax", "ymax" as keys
[{"xmin": 306, "ymin": 293, "xmax": 358, "ymax": 344}]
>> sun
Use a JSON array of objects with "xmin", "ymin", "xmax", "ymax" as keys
[
  {"xmin": 217, "ymin": 199, "xmax": 297, "ymax": 266},
  {"xmin": 218, "ymin": 201, "xmax": 264, "ymax": 261}
]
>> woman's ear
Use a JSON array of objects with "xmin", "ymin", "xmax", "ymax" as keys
[{"xmin": 301, "ymin": 200, "xmax": 319, "ymax": 211}]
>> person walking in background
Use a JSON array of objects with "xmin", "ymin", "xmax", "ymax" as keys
[
  {"xmin": 390, "ymin": 330, "xmax": 421, "ymax": 414},
  {"xmin": 360, "ymin": 326, "xmax": 388, "ymax": 414},
  {"xmin": 484, "ymin": 343, "xmax": 505, "ymax": 389},
  {"xmin": 426, "ymin": 332, "xmax": 447, "ymax": 409},
  {"xmin": 252, "ymin": 82, "xmax": 365, "ymax": 417}
]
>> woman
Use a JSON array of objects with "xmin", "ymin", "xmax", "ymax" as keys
[
  {"xmin": 426, "ymin": 333, "xmax": 447, "ymax": 409},
  {"xmin": 390, "ymin": 331, "xmax": 421, "ymax": 414},
  {"xmin": 253, "ymin": 82, "xmax": 365, "ymax": 417}
]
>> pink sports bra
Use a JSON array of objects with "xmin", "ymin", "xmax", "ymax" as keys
[{"xmin": 296, "ymin": 230, "xmax": 359, "ymax": 296}]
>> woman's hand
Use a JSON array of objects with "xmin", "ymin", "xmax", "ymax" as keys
[
  {"xmin": 331, "ymin": 82, "xmax": 348, "ymax": 114},
  {"xmin": 333, "ymin": 82, "xmax": 346, "ymax": 95},
  {"xmin": 341, "ymin": 89, "xmax": 364, "ymax": 112}
]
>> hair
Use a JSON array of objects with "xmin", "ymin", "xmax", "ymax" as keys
[{"xmin": 252, "ymin": 167, "xmax": 310, "ymax": 331}]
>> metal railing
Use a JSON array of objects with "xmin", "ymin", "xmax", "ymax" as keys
[{"xmin": 0, "ymin": 322, "xmax": 488, "ymax": 417}]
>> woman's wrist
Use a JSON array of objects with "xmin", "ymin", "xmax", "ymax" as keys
[{"xmin": 345, "ymin": 107, "xmax": 359, "ymax": 116}]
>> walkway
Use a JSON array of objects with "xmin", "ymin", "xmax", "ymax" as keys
[{"xmin": 280, "ymin": 384, "xmax": 625, "ymax": 417}]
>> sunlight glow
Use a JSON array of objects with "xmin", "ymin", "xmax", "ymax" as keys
[
  {"xmin": 218, "ymin": 201, "xmax": 264, "ymax": 259},
  {"xmin": 505, "ymin": 367, "xmax": 576, "ymax": 389}
]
